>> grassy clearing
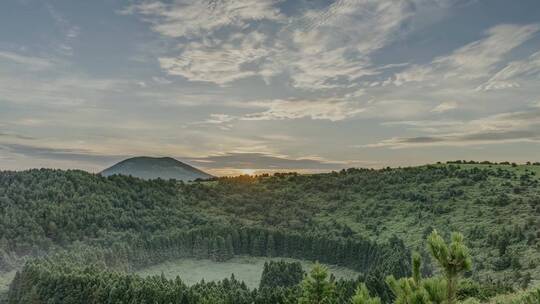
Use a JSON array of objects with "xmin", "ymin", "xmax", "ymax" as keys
[
  {"xmin": 0, "ymin": 271, "xmax": 16, "ymax": 301},
  {"xmin": 135, "ymin": 256, "xmax": 360, "ymax": 289}
]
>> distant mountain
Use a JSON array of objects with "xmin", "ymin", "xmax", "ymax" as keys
[{"xmin": 101, "ymin": 156, "xmax": 214, "ymax": 181}]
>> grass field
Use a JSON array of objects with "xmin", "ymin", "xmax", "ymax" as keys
[{"xmin": 135, "ymin": 256, "xmax": 360, "ymax": 288}]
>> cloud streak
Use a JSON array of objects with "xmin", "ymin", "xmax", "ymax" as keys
[
  {"xmin": 0, "ymin": 51, "xmax": 54, "ymax": 70},
  {"xmin": 387, "ymin": 24, "xmax": 540, "ymax": 86},
  {"xmin": 0, "ymin": 143, "xmax": 125, "ymax": 163},
  {"xmin": 187, "ymin": 152, "xmax": 355, "ymax": 170},
  {"xmin": 365, "ymin": 107, "xmax": 540, "ymax": 148},
  {"xmin": 477, "ymin": 51, "xmax": 540, "ymax": 91}
]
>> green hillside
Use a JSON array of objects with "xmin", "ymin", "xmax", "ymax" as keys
[{"xmin": 1, "ymin": 162, "xmax": 539, "ymax": 302}]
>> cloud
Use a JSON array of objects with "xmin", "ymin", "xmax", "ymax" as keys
[
  {"xmin": 121, "ymin": 0, "xmax": 284, "ymax": 38},
  {"xmin": 126, "ymin": 0, "xmax": 453, "ymax": 89},
  {"xmin": 158, "ymin": 31, "xmax": 279, "ymax": 85},
  {"xmin": 151, "ymin": 76, "xmax": 173, "ymax": 85},
  {"xmin": 199, "ymin": 96, "xmax": 435, "ymax": 126},
  {"xmin": 0, "ymin": 143, "xmax": 124, "ymax": 163},
  {"xmin": 358, "ymin": 99, "xmax": 433, "ymax": 120},
  {"xmin": 0, "ymin": 57, "xmax": 128, "ymax": 106},
  {"xmin": 433, "ymin": 24, "xmax": 539, "ymax": 78},
  {"xmin": 0, "ymin": 74, "xmax": 126, "ymax": 106},
  {"xmin": 202, "ymin": 114, "xmax": 236, "ymax": 124},
  {"xmin": 46, "ymin": 3, "xmax": 81, "ymax": 56},
  {"xmin": 365, "ymin": 108, "xmax": 540, "ymax": 148},
  {"xmin": 198, "ymin": 95, "xmax": 367, "ymax": 124},
  {"xmin": 388, "ymin": 24, "xmax": 540, "ymax": 86},
  {"xmin": 477, "ymin": 51, "xmax": 540, "ymax": 91},
  {"xmin": 0, "ymin": 131, "xmax": 35, "ymax": 140},
  {"xmin": 243, "ymin": 99, "xmax": 365, "ymax": 121},
  {"xmin": 366, "ymin": 130, "xmax": 540, "ymax": 148},
  {"xmin": 187, "ymin": 152, "xmax": 353, "ymax": 170},
  {"xmin": 0, "ymin": 51, "xmax": 54, "ymax": 70},
  {"xmin": 282, "ymin": 0, "xmax": 415, "ymax": 89},
  {"xmin": 431, "ymin": 101, "xmax": 458, "ymax": 113}
]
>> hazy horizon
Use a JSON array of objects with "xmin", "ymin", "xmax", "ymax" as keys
[{"xmin": 1, "ymin": 0, "xmax": 540, "ymax": 176}]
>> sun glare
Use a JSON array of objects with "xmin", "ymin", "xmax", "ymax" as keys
[{"xmin": 240, "ymin": 169, "xmax": 256, "ymax": 176}]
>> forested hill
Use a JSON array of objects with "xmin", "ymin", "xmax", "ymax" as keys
[{"xmin": 1, "ymin": 162, "xmax": 540, "ymax": 284}]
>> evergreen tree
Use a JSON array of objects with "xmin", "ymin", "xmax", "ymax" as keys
[
  {"xmin": 267, "ymin": 234, "xmax": 276, "ymax": 257},
  {"xmin": 225, "ymin": 235, "xmax": 234, "ymax": 260},
  {"xmin": 298, "ymin": 262, "xmax": 337, "ymax": 304},
  {"xmin": 427, "ymin": 230, "xmax": 472, "ymax": 304},
  {"xmin": 350, "ymin": 283, "xmax": 381, "ymax": 304},
  {"xmin": 209, "ymin": 237, "xmax": 219, "ymax": 261},
  {"xmin": 386, "ymin": 252, "xmax": 447, "ymax": 304},
  {"xmin": 260, "ymin": 260, "xmax": 304, "ymax": 289}
]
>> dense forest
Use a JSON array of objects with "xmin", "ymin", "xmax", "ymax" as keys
[
  {"xmin": 6, "ymin": 230, "xmax": 539, "ymax": 303},
  {"xmin": 1, "ymin": 162, "xmax": 540, "ymax": 302}
]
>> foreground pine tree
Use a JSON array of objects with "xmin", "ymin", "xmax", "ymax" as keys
[
  {"xmin": 298, "ymin": 262, "xmax": 336, "ymax": 304},
  {"xmin": 386, "ymin": 230, "xmax": 471, "ymax": 304},
  {"xmin": 427, "ymin": 231, "xmax": 472, "ymax": 304},
  {"xmin": 350, "ymin": 283, "xmax": 381, "ymax": 304}
]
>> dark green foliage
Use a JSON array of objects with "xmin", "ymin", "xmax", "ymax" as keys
[
  {"xmin": 351, "ymin": 283, "xmax": 381, "ymax": 304},
  {"xmin": 1, "ymin": 163, "xmax": 540, "ymax": 302},
  {"xmin": 427, "ymin": 231, "xmax": 472, "ymax": 304},
  {"xmin": 4, "ymin": 254, "xmax": 366, "ymax": 304},
  {"xmin": 259, "ymin": 260, "xmax": 304, "ymax": 289},
  {"xmin": 298, "ymin": 262, "xmax": 337, "ymax": 304},
  {"xmin": 456, "ymin": 278, "xmax": 511, "ymax": 302},
  {"xmin": 5, "ymin": 230, "xmax": 531, "ymax": 304},
  {"xmin": 1, "ymin": 165, "xmax": 539, "ymax": 274}
]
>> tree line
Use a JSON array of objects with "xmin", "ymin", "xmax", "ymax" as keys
[{"xmin": 8, "ymin": 231, "xmax": 535, "ymax": 304}]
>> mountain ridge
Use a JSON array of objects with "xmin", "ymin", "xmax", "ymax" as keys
[{"xmin": 100, "ymin": 156, "xmax": 214, "ymax": 181}]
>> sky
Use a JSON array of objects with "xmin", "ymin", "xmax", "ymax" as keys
[{"xmin": 0, "ymin": 0, "xmax": 540, "ymax": 176}]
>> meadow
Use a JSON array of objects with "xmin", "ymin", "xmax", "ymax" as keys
[{"xmin": 135, "ymin": 256, "xmax": 360, "ymax": 288}]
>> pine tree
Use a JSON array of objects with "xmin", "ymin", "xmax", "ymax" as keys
[
  {"xmin": 298, "ymin": 262, "xmax": 336, "ymax": 304},
  {"xmin": 225, "ymin": 235, "xmax": 234, "ymax": 260},
  {"xmin": 240, "ymin": 229, "xmax": 250, "ymax": 254},
  {"xmin": 209, "ymin": 237, "xmax": 219, "ymax": 261},
  {"xmin": 267, "ymin": 234, "xmax": 276, "ymax": 257},
  {"xmin": 216, "ymin": 236, "xmax": 226, "ymax": 261},
  {"xmin": 251, "ymin": 232, "xmax": 266, "ymax": 256},
  {"xmin": 386, "ymin": 252, "xmax": 446, "ymax": 304},
  {"xmin": 427, "ymin": 230, "xmax": 472, "ymax": 304},
  {"xmin": 350, "ymin": 283, "xmax": 381, "ymax": 304}
]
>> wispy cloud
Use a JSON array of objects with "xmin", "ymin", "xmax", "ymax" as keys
[
  {"xmin": 158, "ymin": 31, "xmax": 279, "ymax": 85},
  {"xmin": 197, "ymin": 95, "xmax": 366, "ymax": 124},
  {"xmin": 0, "ymin": 72, "xmax": 127, "ymax": 106},
  {"xmin": 0, "ymin": 51, "xmax": 54, "ymax": 70},
  {"xmin": 477, "ymin": 51, "xmax": 540, "ymax": 91},
  {"xmin": 0, "ymin": 143, "xmax": 124, "ymax": 163},
  {"xmin": 125, "ymin": 0, "xmax": 452, "ymax": 89},
  {"xmin": 243, "ymin": 99, "xmax": 365, "ymax": 121},
  {"xmin": 0, "ymin": 131, "xmax": 35, "ymax": 140},
  {"xmin": 365, "ymin": 107, "xmax": 540, "ymax": 148},
  {"xmin": 121, "ymin": 0, "xmax": 284, "ymax": 38},
  {"xmin": 431, "ymin": 101, "xmax": 458, "ymax": 113},
  {"xmin": 387, "ymin": 24, "xmax": 540, "ymax": 86},
  {"xmin": 187, "ymin": 152, "xmax": 357, "ymax": 171},
  {"xmin": 283, "ymin": 0, "xmax": 415, "ymax": 89},
  {"xmin": 46, "ymin": 3, "xmax": 81, "ymax": 56}
]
